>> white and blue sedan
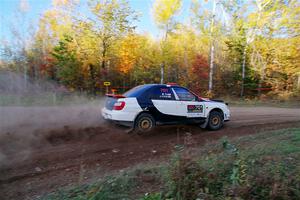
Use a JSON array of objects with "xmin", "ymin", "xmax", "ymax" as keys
[{"xmin": 102, "ymin": 84, "xmax": 230, "ymax": 133}]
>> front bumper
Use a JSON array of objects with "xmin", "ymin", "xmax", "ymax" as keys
[
  {"xmin": 224, "ymin": 112, "xmax": 230, "ymax": 121},
  {"xmin": 223, "ymin": 106, "xmax": 230, "ymax": 121}
]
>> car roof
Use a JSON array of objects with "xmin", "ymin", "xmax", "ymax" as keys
[
  {"xmin": 123, "ymin": 84, "xmax": 183, "ymax": 98},
  {"xmin": 140, "ymin": 84, "xmax": 180, "ymax": 87}
]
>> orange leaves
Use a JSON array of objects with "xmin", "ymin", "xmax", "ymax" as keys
[
  {"xmin": 192, "ymin": 54, "xmax": 209, "ymax": 79},
  {"xmin": 189, "ymin": 54, "xmax": 209, "ymax": 95}
]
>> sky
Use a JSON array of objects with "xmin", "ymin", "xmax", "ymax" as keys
[{"xmin": 0, "ymin": 0, "xmax": 194, "ymax": 43}]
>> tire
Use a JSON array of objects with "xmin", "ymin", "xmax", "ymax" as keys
[
  {"xmin": 207, "ymin": 111, "xmax": 224, "ymax": 130},
  {"xmin": 134, "ymin": 113, "xmax": 155, "ymax": 134}
]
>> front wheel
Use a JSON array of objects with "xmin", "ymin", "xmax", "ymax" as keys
[
  {"xmin": 134, "ymin": 113, "xmax": 155, "ymax": 134},
  {"xmin": 207, "ymin": 111, "xmax": 224, "ymax": 130}
]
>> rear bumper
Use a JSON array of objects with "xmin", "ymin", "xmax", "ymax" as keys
[
  {"xmin": 101, "ymin": 107, "xmax": 134, "ymax": 127},
  {"xmin": 104, "ymin": 118, "xmax": 134, "ymax": 127}
]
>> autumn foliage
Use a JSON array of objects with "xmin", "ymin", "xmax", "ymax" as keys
[
  {"xmin": 190, "ymin": 54, "xmax": 209, "ymax": 95},
  {"xmin": 1, "ymin": 0, "xmax": 300, "ymax": 99}
]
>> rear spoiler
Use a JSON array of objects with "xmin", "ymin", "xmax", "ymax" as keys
[{"xmin": 105, "ymin": 94, "xmax": 125, "ymax": 98}]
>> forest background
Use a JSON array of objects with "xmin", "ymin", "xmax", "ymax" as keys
[{"xmin": 1, "ymin": 0, "xmax": 299, "ymax": 101}]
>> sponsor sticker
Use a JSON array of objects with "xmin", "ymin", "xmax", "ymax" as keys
[{"xmin": 187, "ymin": 105, "xmax": 203, "ymax": 113}]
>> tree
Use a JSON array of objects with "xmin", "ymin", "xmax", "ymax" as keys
[
  {"xmin": 152, "ymin": 0, "xmax": 182, "ymax": 84},
  {"xmin": 190, "ymin": 54, "xmax": 209, "ymax": 95},
  {"xmin": 3, "ymin": 0, "xmax": 299, "ymax": 100},
  {"xmin": 116, "ymin": 34, "xmax": 139, "ymax": 74},
  {"xmin": 35, "ymin": 0, "xmax": 79, "ymax": 82},
  {"xmin": 191, "ymin": 0, "xmax": 226, "ymax": 96},
  {"xmin": 51, "ymin": 35, "xmax": 83, "ymax": 90},
  {"xmin": 88, "ymin": 0, "xmax": 138, "ymax": 81}
]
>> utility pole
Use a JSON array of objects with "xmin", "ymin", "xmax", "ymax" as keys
[{"xmin": 208, "ymin": 0, "xmax": 216, "ymax": 94}]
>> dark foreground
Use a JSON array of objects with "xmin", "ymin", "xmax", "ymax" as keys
[{"xmin": 1, "ymin": 106, "xmax": 300, "ymax": 199}]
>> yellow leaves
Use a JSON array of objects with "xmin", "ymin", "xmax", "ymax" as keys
[
  {"xmin": 90, "ymin": 0, "xmax": 121, "ymax": 19},
  {"xmin": 39, "ymin": 5, "xmax": 74, "ymax": 42},
  {"xmin": 52, "ymin": 0, "xmax": 78, "ymax": 7},
  {"xmin": 117, "ymin": 34, "xmax": 140, "ymax": 74},
  {"xmin": 251, "ymin": 36, "xmax": 300, "ymax": 88},
  {"xmin": 95, "ymin": 3, "xmax": 101, "ymax": 12},
  {"xmin": 152, "ymin": 0, "xmax": 182, "ymax": 27}
]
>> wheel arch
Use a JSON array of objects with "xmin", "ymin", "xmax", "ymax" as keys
[
  {"xmin": 134, "ymin": 111, "xmax": 154, "ymax": 124},
  {"xmin": 208, "ymin": 108, "xmax": 224, "ymax": 120}
]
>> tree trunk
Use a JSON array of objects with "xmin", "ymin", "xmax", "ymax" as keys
[
  {"xmin": 23, "ymin": 63, "xmax": 27, "ymax": 91},
  {"xmin": 258, "ymin": 63, "xmax": 266, "ymax": 96},
  {"xmin": 241, "ymin": 47, "xmax": 247, "ymax": 97},
  {"xmin": 297, "ymin": 74, "xmax": 300, "ymax": 90},
  {"xmin": 160, "ymin": 63, "xmax": 164, "ymax": 84},
  {"xmin": 208, "ymin": 0, "xmax": 216, "ymax": 94},
  {"xmin": 89, "ymin": 64, "xmax": 96, "ymax": 95},
  {"xmin": 208, "ymin": 44, "xmax": 214, "ymax": 93},
  {"xmin": 160, "ymin": 24, "xmax": 169, "ymax": 84},
  {"xmin": 101, "ymin": 40, "xmax": 107, "ymax": 94},
  {"xmin": 101, "ymin": 46, "xmax": 106, "ymax": 69}
]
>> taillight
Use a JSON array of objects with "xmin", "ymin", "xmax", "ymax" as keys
[{"xmin": 113, "ymin": 101, "xmax": 125, "ymax": 110}]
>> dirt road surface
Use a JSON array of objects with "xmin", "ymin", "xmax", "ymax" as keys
[{"xmin": 1, "ymin": 106, "xmax": 300, "ymax": 199}]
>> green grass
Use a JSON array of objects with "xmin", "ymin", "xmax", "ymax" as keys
[
  {"xmin": 222, "ymin": 96, "xmax": 300, "ymax": 108},
  {"xmin": 1, "ymin": 93, "xmax": 299, "ymax": 107},
  {"xmin": 42, "ymin": 128, "xmax": 300, "ymax": 200},
  {"xmin": 0, "ymin": 93, "xmax": 102, "ymax": 106},
  {"xmin": 42, "ymin": 165, "xmax": 165, "ymax": 200}
]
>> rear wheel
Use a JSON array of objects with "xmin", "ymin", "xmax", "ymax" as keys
[
  {"xmin": 134, "ymin": 113, "xmax": 155, "ymax": 134},
  {"xmin": 207, "ymin": 111, "xmax": 224, "ymax": 130}
]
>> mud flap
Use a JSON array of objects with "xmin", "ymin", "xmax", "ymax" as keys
[{"xmin": 200, "ymin": 118, "xmax": 209, "ymax": 129}]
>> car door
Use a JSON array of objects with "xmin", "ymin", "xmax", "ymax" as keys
[
  {"xmin": 150, "ymin": 86, "xmax": 182, "ymax": 116},
  {"xmin": 172, "ymin": 87, "xmax": 206, "ymax": 118}
]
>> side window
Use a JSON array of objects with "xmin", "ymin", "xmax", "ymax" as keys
[
  {"xmin": 173, "ymin": 87, "xmax": 196, "ymax": 101},
  {"xmin": 150, "ymin": 87, "xmax": 175, "ymax": 100}
]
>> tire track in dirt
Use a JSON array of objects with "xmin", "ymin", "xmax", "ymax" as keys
[{"xmin": 1, "ymin": 106, "xmax": 300, "ymax": 199}]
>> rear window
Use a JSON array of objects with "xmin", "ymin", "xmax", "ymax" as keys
[
  {"xmin": 105, "ymin": 97, "xmax": 117, "ymax": 110},
  {"xmin": 150, "ymin": 87, "xmax": 175, "ymax": 100},
  {"xmin": 123, "ymin": 85, "xmax": 153, "ymax": 97}
]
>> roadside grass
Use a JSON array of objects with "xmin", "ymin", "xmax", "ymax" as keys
[
  {"xmin": 0, "ymin": 93, "xmax": 102, "ymax": 106},
  {"xmin": 43, "ymin": 165, "xmax": 166, "ymax": 200},
  {"xmin": 221, "ymin": 96, "xmax": 300, "ymax": 108},
  {"xmin": 1, "ymin": 93, "xmax": 299, "ymax": 107},
  {"xmin": 42, "ymin": 128, "xmax": 300, "ymax": 200},
  {"xmin": 48, "ymin": 173, "xmax": 136, "ymax": 200}
]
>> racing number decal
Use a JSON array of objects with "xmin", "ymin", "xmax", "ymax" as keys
[
  {"xmin": 159, "ymin": 88, "xmax": 172, "ymax": 99},
  {"xmin": 187, "ymin": 105, "xmax": 203, "ymax": 113}
]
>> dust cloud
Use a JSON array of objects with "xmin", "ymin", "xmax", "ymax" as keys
[{"xmin": 0, "ymin": 71, "xmax": 107, "ymax": 168}]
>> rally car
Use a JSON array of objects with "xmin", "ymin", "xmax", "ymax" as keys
[{"xmin": 102, "ymin": 84, "xmax": 230, "ymax": 133}]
